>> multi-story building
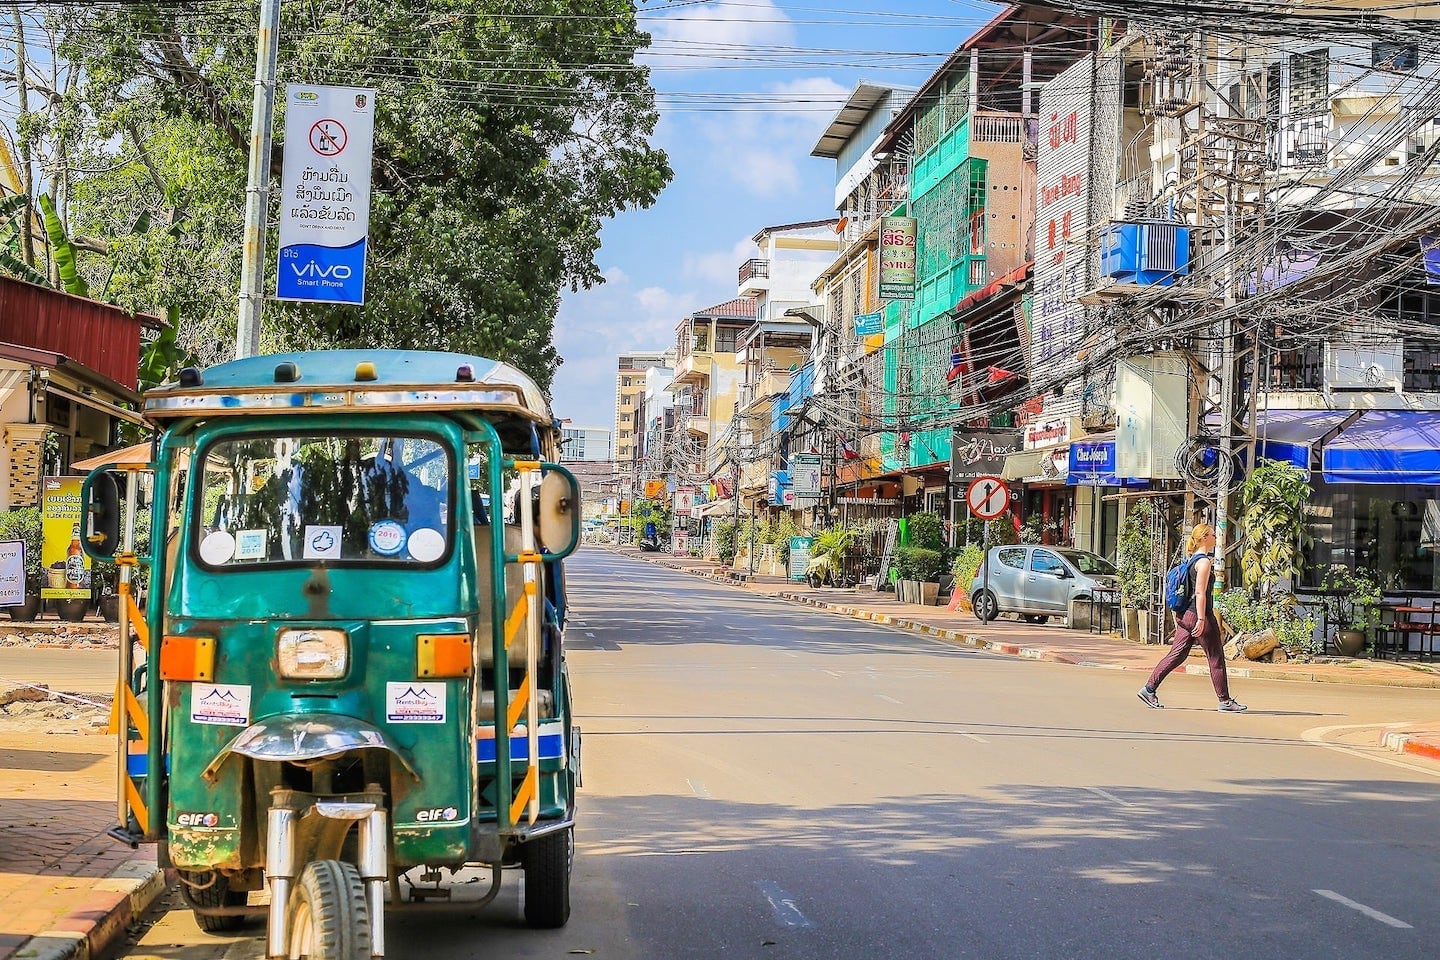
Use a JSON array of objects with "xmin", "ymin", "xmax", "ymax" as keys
[
  {"xmin": 614, "ymin": 351, "xmax": 668, "ymax": 496},
  {"xmin": 668, "ymin": 297, "xmax": 758, "ymax": 480},
  {"xmin": 558, "ymin": 423, "xmax": 612, "ymax": 463}
]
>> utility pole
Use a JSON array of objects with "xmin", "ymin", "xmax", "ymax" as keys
[{"xmin": 235, "ymin": 0, "xmax": 283, "ymax": 360}]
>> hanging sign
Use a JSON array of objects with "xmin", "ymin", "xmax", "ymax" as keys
[
  {"xmin": 673, "ymin": 487, "xmax": 695, "ymax": 517},
  {"xmin": 277, "ymin": 84, "xmax": 376, "ymax": 305},
  {"xmin": 878, "ymin": 217, "xmax": 917, "ymax": 301},
  {"xmin": 854, "ymin": 311, "xmax": 883, "ymax": 336}
]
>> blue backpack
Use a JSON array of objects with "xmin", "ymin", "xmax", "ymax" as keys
[{"xmin": 1164, "ymin": 554, "xmax": 1206, "ymax": 613}]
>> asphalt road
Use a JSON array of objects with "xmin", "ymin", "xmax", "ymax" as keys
[{"xmin": 117, "ymin": 548, "xmax": 1440, "ymax": 960}]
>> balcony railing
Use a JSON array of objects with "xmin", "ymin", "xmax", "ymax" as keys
[
  {"xmin": 738, "ymin": 258, "xmax": 770, "ymax": 287},
  {"xmin": 971, "ymin": 111, "xmax": 1029, "ymax": 145}
]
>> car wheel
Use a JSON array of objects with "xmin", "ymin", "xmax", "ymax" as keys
[{"xmin": 972, "ymin": 590, "xmax": 999, "ymax": 623}]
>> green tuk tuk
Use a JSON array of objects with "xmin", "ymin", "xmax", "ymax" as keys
[{"xmin": 82, "ymin": 350, "xmax": 583, "ymax": 958}]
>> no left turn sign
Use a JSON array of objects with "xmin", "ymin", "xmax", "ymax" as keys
[{"xmin": 966, "ymin": 475, "xmax": 1010, "ymax": 520}]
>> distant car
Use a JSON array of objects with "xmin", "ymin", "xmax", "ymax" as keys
[{"xmin": 970, "ymin": 545, "xmax": 1117, "ymax": 625}]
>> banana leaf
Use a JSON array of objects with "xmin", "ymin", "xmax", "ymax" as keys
[
  {"xmin": 37, "ymin": 192, "xmax": 88, "ymax": 297},
  {"xmin": 0, "ymin": 247, "xmax": 51, "ymax": 286}
]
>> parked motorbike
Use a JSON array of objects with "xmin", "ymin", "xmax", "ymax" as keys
[{"xmin": 638, "ymin": 536, "xmax": 661, "ymax": 552}]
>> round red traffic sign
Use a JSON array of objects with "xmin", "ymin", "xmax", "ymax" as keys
[{"xmin": 966, "ymin": 475, "xmax": 1010, "ymax": 520}]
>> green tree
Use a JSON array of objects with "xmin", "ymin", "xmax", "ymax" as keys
[{"xmin": 55, "ymin": 0, "xmax": 671, "ymax": 387}]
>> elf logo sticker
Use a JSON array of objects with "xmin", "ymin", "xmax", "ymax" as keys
[
  {"xmin": 177, "ymin": 812, "xmax": 221, "ymax": 827},
  {"xmin": 416, "ymin": 806, "xmax": 459, "ymax": 823}
]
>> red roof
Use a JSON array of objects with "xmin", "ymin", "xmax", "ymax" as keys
[
  {"xmin": 693, "ymin": 297, "xmax": 758, "ymax": 320},
  {"xmin": 0, "ymin": 275, "xmax": 159, "ymax": 390}
]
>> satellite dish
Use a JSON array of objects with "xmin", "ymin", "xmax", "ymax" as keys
[{"xmin": 538, "ymin": 471, "xmax": 577, "ymax": 554}]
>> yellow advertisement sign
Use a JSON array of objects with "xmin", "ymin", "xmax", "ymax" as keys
[
  {"xmin": 644, "ymin": 479, "xmax": 666, "ymax": 499},
  {"xmin": 41, "ymin": 475, "xmax": 91, "ymax": 599}
]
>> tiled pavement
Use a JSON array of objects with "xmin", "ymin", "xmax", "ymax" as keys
[{"xmin": 0, "ymin": 731, "xmax": 161, "ymax": 960}]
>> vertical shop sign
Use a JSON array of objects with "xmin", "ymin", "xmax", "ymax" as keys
[
  {"xmin": 878, "ymin": 216, "xmax": 917, "ymax": 301},
  {"xmin": 40, "ymin": 476, "xmax": 90, "ymax": 599},
  {"xmin": 277, "ymin": 85, "xmax": 376, "ymax": 305}
]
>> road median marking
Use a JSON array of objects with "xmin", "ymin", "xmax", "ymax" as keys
[{"xmin": 1313, "ymin": 889, "xmax": 1412, "ymax": 928}]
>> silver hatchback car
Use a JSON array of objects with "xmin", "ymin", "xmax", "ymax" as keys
[{"xmin": 970, "ymin": 545, "xmax": 1118, "ymax": 624}]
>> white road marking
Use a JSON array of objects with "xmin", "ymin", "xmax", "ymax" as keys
[
  {"xmin": 961, "ymin": 733, "xmax": 988, "ymax": 743},
  {"xmin": 876, "ymin": 694, "xmax": 902, "ymax": 705},
  {"xmin": 756, "ymin": 880, "xmax": 815, "ymax": 928},
  {"xmin": 1082, "ymin": 786, "xmax": 1134, "ymax": 807},
  {"xmin": 687, "ymin": 779, "xmax": 712, "ymax": 799},
  {"xmin": 585, "ymin": 632, "xmax": 596, "ymax": 638},
  {"xmin": 1313, "ymin": 890, "xmax": 1413, "ymax": 928},
  {"xmin": 825, "ymin": 670, "xmax": 842, "ymax": 679}
]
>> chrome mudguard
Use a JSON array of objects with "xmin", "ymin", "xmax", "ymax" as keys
[{"xmin": 203, "ymin": 712, "xmax": 419, "ymax": 781}]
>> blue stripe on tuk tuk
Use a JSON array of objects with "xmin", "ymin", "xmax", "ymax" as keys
[
  {"xmin": 476, "ymin": 722, "xmax": 565, "ymax": 762},
  {"xmin": 127, "ymin": 752, "xmax": 169, "ymax": 777}
]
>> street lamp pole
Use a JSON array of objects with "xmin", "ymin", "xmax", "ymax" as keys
[{"xmin": 235, "ymin": 0, "xmax": 283, "ymax": 359}]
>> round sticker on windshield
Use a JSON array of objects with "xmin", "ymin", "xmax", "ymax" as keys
[
  {"xmin": 408, "ymin": 528, "xmax": 445, "ymax": 562},
  {"xmin": 200, "ymin": 530, "xmax": 237, "ymax": 565},
  {"xmin": 368, "ymin": 520, "xmax": 407, "ymax": 556}
]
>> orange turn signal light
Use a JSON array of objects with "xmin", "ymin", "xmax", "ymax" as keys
[
  {"xmin": 160, "ymin": 635, "xmax": 216, "ymax": 682},
  {"xmin": 417, "ymin": 634, "xmax": 473, "ymax": 678}
]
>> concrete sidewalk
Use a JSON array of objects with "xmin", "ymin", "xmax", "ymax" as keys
[
  {"xmin": 0, "ymin": 727, "xmax": 163, "ymax": 960},
  {"xmin": 612, "ymin": 546, "xmax": 1440, "ymax": 763}
]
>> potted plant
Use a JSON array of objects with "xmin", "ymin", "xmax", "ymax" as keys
[
  {"xmin": 0, "ymin": 507, "xmax": 44, "ymax": 621},
  {"xmin": 950, "ymin": 543, "xmax": 985, "ymax": 612},
  {"xmin": 1318, "ymin": 564, "xmax": 1381, "ymax": 657},
  {"xmin": 93, "ymin": 558, "xmax": 121, "ymax": 622},
  {"xmin": 893, "ymin": 545, "xmax": 944, "ymax": 604},
  {"xmin": 1116, "ymin": 500, "xmax": 1154, "ymax": 642},
  {"xmin": 806, "ymin": 525, "xmax": 858, "ymax": 588}
]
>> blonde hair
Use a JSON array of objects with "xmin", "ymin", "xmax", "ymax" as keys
[{"xmin": 1185, "ymin": 523, "xmax": 1214, "ymax": 555}]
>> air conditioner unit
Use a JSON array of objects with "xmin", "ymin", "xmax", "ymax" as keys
[
  {"xmin": 1099, "ymin": 222, "xmax": 1192, "ymax": 286},
  {"xmin": 1324, "ymin": 342, "xmax": 1403, "ymax": 391}
]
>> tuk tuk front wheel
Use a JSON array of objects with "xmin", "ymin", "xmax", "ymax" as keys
[
  {"xmin": 179, "ymin": 870, "xmax": 247, "ymax": 933},
  {"xmin": 522, "ymin": 828, "xmax": 572, "ymax": 929},
  {"xmin": 286, "ymin": 860, "xmax": 371, "ymax": 960}
]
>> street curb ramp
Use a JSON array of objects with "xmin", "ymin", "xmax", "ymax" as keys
[{"xmin": 14, "ymin": 860, "xmax": 165, "ymax": 960}]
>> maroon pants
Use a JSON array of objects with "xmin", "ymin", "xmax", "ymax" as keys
[{"xmin": 1147, "ymin": 608, "xmax": 1230, "ymax": 700}]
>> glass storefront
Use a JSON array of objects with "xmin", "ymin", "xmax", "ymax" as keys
[{"xmin": 1302, "ymin": 482, "xmax": 1440, "ymax": 592}]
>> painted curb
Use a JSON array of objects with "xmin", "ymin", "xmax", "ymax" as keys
[{"xmin": 13, "ymin": 860, "xmax": 165, "ymax": 960}]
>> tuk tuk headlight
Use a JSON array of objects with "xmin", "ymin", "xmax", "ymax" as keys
[{"xmin": 277, "ymin": 628, "xmax": 350, "ymax": 680}]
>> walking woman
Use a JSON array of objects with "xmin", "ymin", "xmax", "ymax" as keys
[{"xmin": 1137, "ymin": 523, "xmax": 1247, "ymax": 712}]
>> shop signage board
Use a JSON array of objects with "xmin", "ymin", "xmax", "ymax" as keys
[
  {"xmin": 788, "ymin": 537, "xmax": 813, "ymax": 581},
  {"xmin": 966, "ymin": 475, "xmax": 1010, "ymax": 520},
  {"xmin": 1024, "ymin": 417, "xmax": 1077, "ymax": 450},
  {"xmin": 854, "ymin": 311, "xmax": 883, "ymax": 336},
  {"xmin": 878, "ymin": 217, "xmax": 917, "ymax": 301},
  {"xmin": 40, "ymin": 476, "xmax": 90, "ymax": 599},
  {"xmin": 672, "ymin": 530, "xmax": 689, "ymax": 555},
  {"xmin": 0, "ymin": 540, "xmax": 21, "ymax": 606},
  {"xmin": 673, "ymin": 487, "xmax": 695, "ymax": 516},
  {"xmin": 952, "ymin": 430, "xmax": 1022, "ymax": 480},
  {"xmin": 277, "ymin": 84, "xmax": 376, "ymax": 305}
]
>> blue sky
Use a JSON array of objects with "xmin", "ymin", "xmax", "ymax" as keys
[{"xmin": 550, "ymin": 0, "xmax": 998, "ymax": 430}]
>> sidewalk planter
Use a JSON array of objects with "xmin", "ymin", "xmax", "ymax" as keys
[
  {"xmin": 7, "ymin": 593, "xmax": 41, "ymax": 621},
  {"xmin": 98, "ymin": 593, "xmax": 121, "ymax": 623},
  {"xmin": 1335, "ymin": 628, "xmax": 1366, "ymax": 657},
  {"xmin": 54, "ymin": 598, "xmax": 89, "ymax": 622},
  {"xmin": 1122, "ymin": 606, "xmax": 1141, "ymax": 643},
  {"xmin": 1069, "ymin": 598, "xmax": 1092, "ymax": 631},
  {"xmin": 920, "ymin": 581, "xmax": 940, "ymax": 606}
]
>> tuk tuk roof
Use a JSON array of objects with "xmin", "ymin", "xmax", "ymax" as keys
[{"xmin": 143, "ymin": 350, "xmax": 553, "ymax": 429}]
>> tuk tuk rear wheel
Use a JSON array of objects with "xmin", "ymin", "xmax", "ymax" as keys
[
  {"xmin": 180, "ymin": 870, "xmax": 247, "ymax": 933},
  {"xmin": 522, "ymin": 828, "xmax": 572, "ymax": 929},
  {"xmin": 286, "ymin": 860, "xmax": 371, "ymax": 960}
]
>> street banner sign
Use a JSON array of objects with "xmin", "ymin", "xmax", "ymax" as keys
[
  {"xmin": 40, "ymin": 476, "xmax": 90, "ymax": 599},
  {"xmin": 966, "ymin": 475, "xmax": 1010, "ymax": 520},
  {"xmin": 277, "ymin": 84, "xmax": 376, "ymax": 305},
  {"xmin": 674, "ymin": 487, "xmax": 695, "ymax": 516},
  {"xmin": 791, "ymin": 454, "xmax": 822, "ymax": 497}
]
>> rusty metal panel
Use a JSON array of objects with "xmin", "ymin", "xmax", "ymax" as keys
[{"xmin": 0, "ymin": 276, "xmax": 146, "ymax": 389}]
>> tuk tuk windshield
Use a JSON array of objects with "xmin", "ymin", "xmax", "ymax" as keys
[{"xmin": 194, "ymin": 433, "xmax": 453, "ymax": 567}]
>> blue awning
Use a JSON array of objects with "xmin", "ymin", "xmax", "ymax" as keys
[
  {"xmin": 1322, "ymin": 411, "xmax": 1440, "ymax": 484},
  {"xmin": 1252, "ymin": 409, "xmax": 1356, "ymax": 469}
]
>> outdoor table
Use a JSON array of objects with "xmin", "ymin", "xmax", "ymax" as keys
[{"xmin": 1379, "ymin": 603, "xmax": 1440, "ymax": 660}]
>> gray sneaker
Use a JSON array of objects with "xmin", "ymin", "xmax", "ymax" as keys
[
  {"xmin": 1137, "ymin": 687, "xmax": 1163, "ymax": 709},
  {"xmin": 1217, "ymin": 699, "xmax": 1248, "ymax": 713}
]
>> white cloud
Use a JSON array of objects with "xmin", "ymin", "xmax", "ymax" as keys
[
  {"xmin": 641, "ymin": 0, "xmax": 795, "ymax": 72},
  {"xmin": 683, "ymin": 237, "xmax": 756, "ymax": 288}
]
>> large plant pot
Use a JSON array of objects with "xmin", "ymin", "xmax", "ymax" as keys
[
  {"xmin": 98, "ymin": 594, "xmax": 121, "ymax": 623},
  {"xmin": 1122, "ymin": 606, "xmax": 1141, "ymax": 643},
  {"xmin": 1334, "ymin": 629, "xmax": 1367, "ymax": 657},
  {"xmin": 1138, "ymin": 609, "xmax": 1155, "ymax": 644},
  {"xmin": 54, "ymin": 598, "xmax": 89, "ymax": 623},
  {"xmin": 7, "ymin": 593, "xmax": 42, "ymax": 622},
  {"xmin": 920, "ymin": 581, "xmax": 940, "ymax": 606}
]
